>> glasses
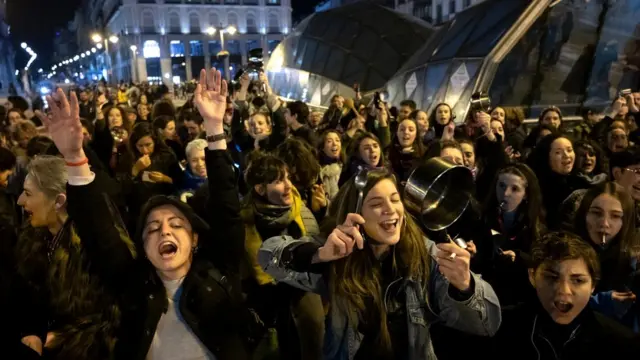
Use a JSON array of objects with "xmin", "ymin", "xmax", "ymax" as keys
[{"xmin": 624, "ymin": 168, "xmax": 640, "ymax": 175}]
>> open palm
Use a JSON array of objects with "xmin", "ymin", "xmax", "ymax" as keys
[
  {"xmin": 35, "ymin": 89, "xmax": 84, "ymax": 161},
  {"xmin": 194, "ymin": 68, "xmax": 228, "ymax": 129}
]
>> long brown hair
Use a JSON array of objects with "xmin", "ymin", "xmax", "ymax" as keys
[
  {"xmin": 575, "ymin": 182, "xmax": 640, "ymax": 257},
  {"xmin": 483, "ymin": 163, "xmax": 545, "ymax": 242},
  {"xmin": 323, "ymin": 169, "xmax": 430, "ymax": 353}
]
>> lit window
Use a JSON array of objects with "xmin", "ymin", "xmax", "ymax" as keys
[{"xmin": 143, "ymin": 40, "xmax": 161, "ymax": 59}]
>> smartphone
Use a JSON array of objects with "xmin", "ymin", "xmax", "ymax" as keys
[{"xmin": 620, "ymin": 88, "xmax": 632, "ymax": 98}]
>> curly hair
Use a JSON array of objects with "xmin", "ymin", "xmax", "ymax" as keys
[{"xmin": 275, "ymin": 137, "xmax": 321, "ymax": 190}]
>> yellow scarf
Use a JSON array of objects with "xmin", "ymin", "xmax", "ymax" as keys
[{"xmin": 243, "ymin": 187, "xmax": 306, "ymax": 285}]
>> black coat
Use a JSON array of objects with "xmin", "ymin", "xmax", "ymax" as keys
[
  {"xmin": 67, "ymin": 149, "xmax": 257, "ymax": 360},
  {"xmin": 489, "ymin": 302, "xmax": 640, "ymax": 359}
]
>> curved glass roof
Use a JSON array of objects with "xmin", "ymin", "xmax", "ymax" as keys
[
  {"xmin": 385, "ymin": 0, "xmax": 530, "ymax": 120},
  {"xmin": 489, "ymin": 0, "xmax": 640, "ymax": 115},
  {"xmin": 266, "ymin": 2, "xmax": 435, "ymax": 93}
]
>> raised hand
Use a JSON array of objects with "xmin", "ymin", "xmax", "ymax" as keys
[
  {"xmin": 316, "ymin": 213, "xmax": 365, "ymax": 263},
  {"xmin": 311, "ymin": 184, "xmax": 327, "ymax": 212},
  {"xmin": 194, "ymin": 68, "xmax": 228, "ymax": 134},
  {"xmin": 435, "ymin": 242, "xmax": 472, "ymax": 292},
  {"xmin": 35, "ymin": 89, "xmax": 84, "ymax": 162},
  {"xmin": 441, "ymin": 121, "xmax": 455, "ymax": 141}
]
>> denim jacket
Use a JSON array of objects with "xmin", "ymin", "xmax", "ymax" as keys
[{"xmin": 258, "ymin": 236, "xmax": 502, "ymax": 360}]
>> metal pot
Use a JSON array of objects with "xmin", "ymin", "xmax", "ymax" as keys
[{"xmin": 404, "ymin": 157, "xmax": 474, "ymax": 231}]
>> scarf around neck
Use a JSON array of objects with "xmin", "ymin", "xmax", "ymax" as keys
[{"xmin": 252, "ymin": 197, "xmax": 293, "ymax": 233}]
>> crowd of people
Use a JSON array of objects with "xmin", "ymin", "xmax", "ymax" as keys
[{"xmin": 0, "ymin": 65, "xmax": 639, "ymax": 360}]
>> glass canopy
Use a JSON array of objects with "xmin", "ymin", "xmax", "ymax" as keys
[{"xmin": 266, "ymin": 2, "xmax": 435, "ymax": 106}]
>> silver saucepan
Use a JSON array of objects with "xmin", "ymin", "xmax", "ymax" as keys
[{"xmin": 404, "ymin": 157, "xmax": 474, "ymax": 231}]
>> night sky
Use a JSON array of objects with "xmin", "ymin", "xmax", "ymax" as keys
[
  {"xmin": 6, "ymin": 0, "xmax": 321, "ymax": 70},
  {"xmin": 7, "ymin": 0, "xmax": 81, "ymax": 70}
]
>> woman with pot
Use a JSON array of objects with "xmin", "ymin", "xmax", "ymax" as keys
[{"xmin": 258, "ymin": 168, "xmax": 501, "ymax": 359}]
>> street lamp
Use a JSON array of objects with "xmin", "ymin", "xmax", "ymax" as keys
[
  {"xmin": 206, "ymin": 25, "xmax": 237, "ymax": 81},
  {"xmin": 92, "ymin": 33, "xmax": 119, "ymax": 84},
  {"xmin": 130, "ymin": 45, "xmax": 138, "ymax": 82}
]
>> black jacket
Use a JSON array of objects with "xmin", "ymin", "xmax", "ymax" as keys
[
  {"xmin": 489, "ymin": 302, "xmax": 640, "ymax": 359},
  {"xmin": 67, "ymin": 149, "xmax": 257, "ymax": 360}
]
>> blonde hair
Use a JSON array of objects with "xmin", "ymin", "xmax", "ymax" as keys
[
  {"xmin": 12, "ymin": 120, "xmax": 38, "ymax": 141},
  {"xmin": 185, "ymin": 139, "xmax": 208, "ymax": 160}
]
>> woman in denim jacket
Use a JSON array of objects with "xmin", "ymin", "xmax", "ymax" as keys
[{"xmin": 258, "ymin": 169, "xmax": 501, "ymax": 360}]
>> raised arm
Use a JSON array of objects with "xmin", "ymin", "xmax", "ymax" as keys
[
  {"xmin": 194, "ymin": 68, "xmax": 245, "ymax": 275},
  {"xmin": 35, "ymin": 90, "xmax": 137, "ymax": 292}
]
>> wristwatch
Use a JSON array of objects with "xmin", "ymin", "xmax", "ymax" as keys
[{"xmin": 206, "ymin": 133, "xmax": 226, "ymax": 143}]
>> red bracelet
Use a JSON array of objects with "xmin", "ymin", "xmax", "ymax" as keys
[{"xmin": 65, "ymin": 158, "xmax": 89, "ymax": 167}]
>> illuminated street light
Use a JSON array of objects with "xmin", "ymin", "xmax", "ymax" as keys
[
  {"xmin": 96, "ymin": 43, "xmax": 103, "ymax": 49},
  {"xmin": 91, "ymin": 33, "xmax": 103, "ymax": 43},
  {"xmin": 130, "ymin": 45, "xmax": 137, "ymax": 52},
  {"xmin": 85, "ymin": 51, "xmax": 90, "ymax": 56},
  {"xmin": 205, "ymin": 27, "xmax": 216, "ymax": 36},
  {"xmin": 20, "ymin": 42, "xmax": 27, "ymax": 49},
  {"xmin": 74, "ymin": 55, "xmax": 80, "ymax": 61},
  {"xmin": 109, "ymin": 35, "xmax": 119, "ymax": 44},
  {"xmin": 38, "ymin": 68, "xmax": 43, "ymax": 73},
  {"xmin": 81, "ymin": 53, "xmax": 86, "ymax": 58},
  {"xmin": 226, "ymin": 26, "xmax": 237, "ymax": 35},
  {"xmin": 91, "ymin": 47, "xmax": 97, "ymax": 53}
]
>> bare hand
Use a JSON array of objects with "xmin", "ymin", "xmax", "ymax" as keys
[
  {"xmin": 136, "ymin": 155, "xmax": 152, "ymax": 171},
  {"xmin": 435, "ymin": 243, "xmax": 472, "ymax": 292},
  {"xmin": 505, "ymin": 146, "xmax": 521, "ymax": 160},
  {"xmin": 21, "ymin": 335, "xmax": 43, "ymax": 355},
  {"xmin": 194, "ymin": 68, "xmax": 228, "ymax": 133},
  {"xmin": 45, "ymin": 332, "xmax": 57, "ymax": 348},
  {"xmin": 239, "ymin": 73, "xmax": 250, "ymax": 88},
  {"xmin": 377, "ymin": 103, "xmax": 389, "ymax": 127},
  {"xmin": 476, "ymin": 111, "xmax": 491, "ymax": 132},
  {"xmin": 259, "ymin": 71, "xmax": 269, "ymax": 85},
  {"xmin": 626, "ymin": 94, "xmax": 639, "ymax": 113},
  {"xmin": 316, "ymin": 213, "xmax": 365, "ymax": 262},
  {"xmin": 148, "ymin": 171, "xmax": 171, "ymax": 183},
  {"xmin": 311, "ymin": 184, "xmax": 327, "ymax": 212},
  {"xmin": 35, "ymin": 88, "xmax": 84, "ymax": 162},
  {"xmin": 612, "ymin": 291, "xmax": 636, "ymax": 303},
  {"xmin": 612, "ymin": 97, "xmax": 626, "ymax": 116},
  {"xmin": 501, "ymin": 249, "xmax": 516, "ymax": 262},
  {"xmin": 441, "ymin": 121, "xmax": 455, "ymax": 141}
]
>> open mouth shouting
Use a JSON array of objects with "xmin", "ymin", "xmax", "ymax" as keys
[
  {"xmin": 379, "ymin": 219, "xmax": 399, "ymax": 233},
  {"xmin": 158, "ymin": 241, "xmax": 178, "ymax": 260},
  {"xmin": 552, "ymin": 300, "xmax": 574, "ymax": 314}
]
